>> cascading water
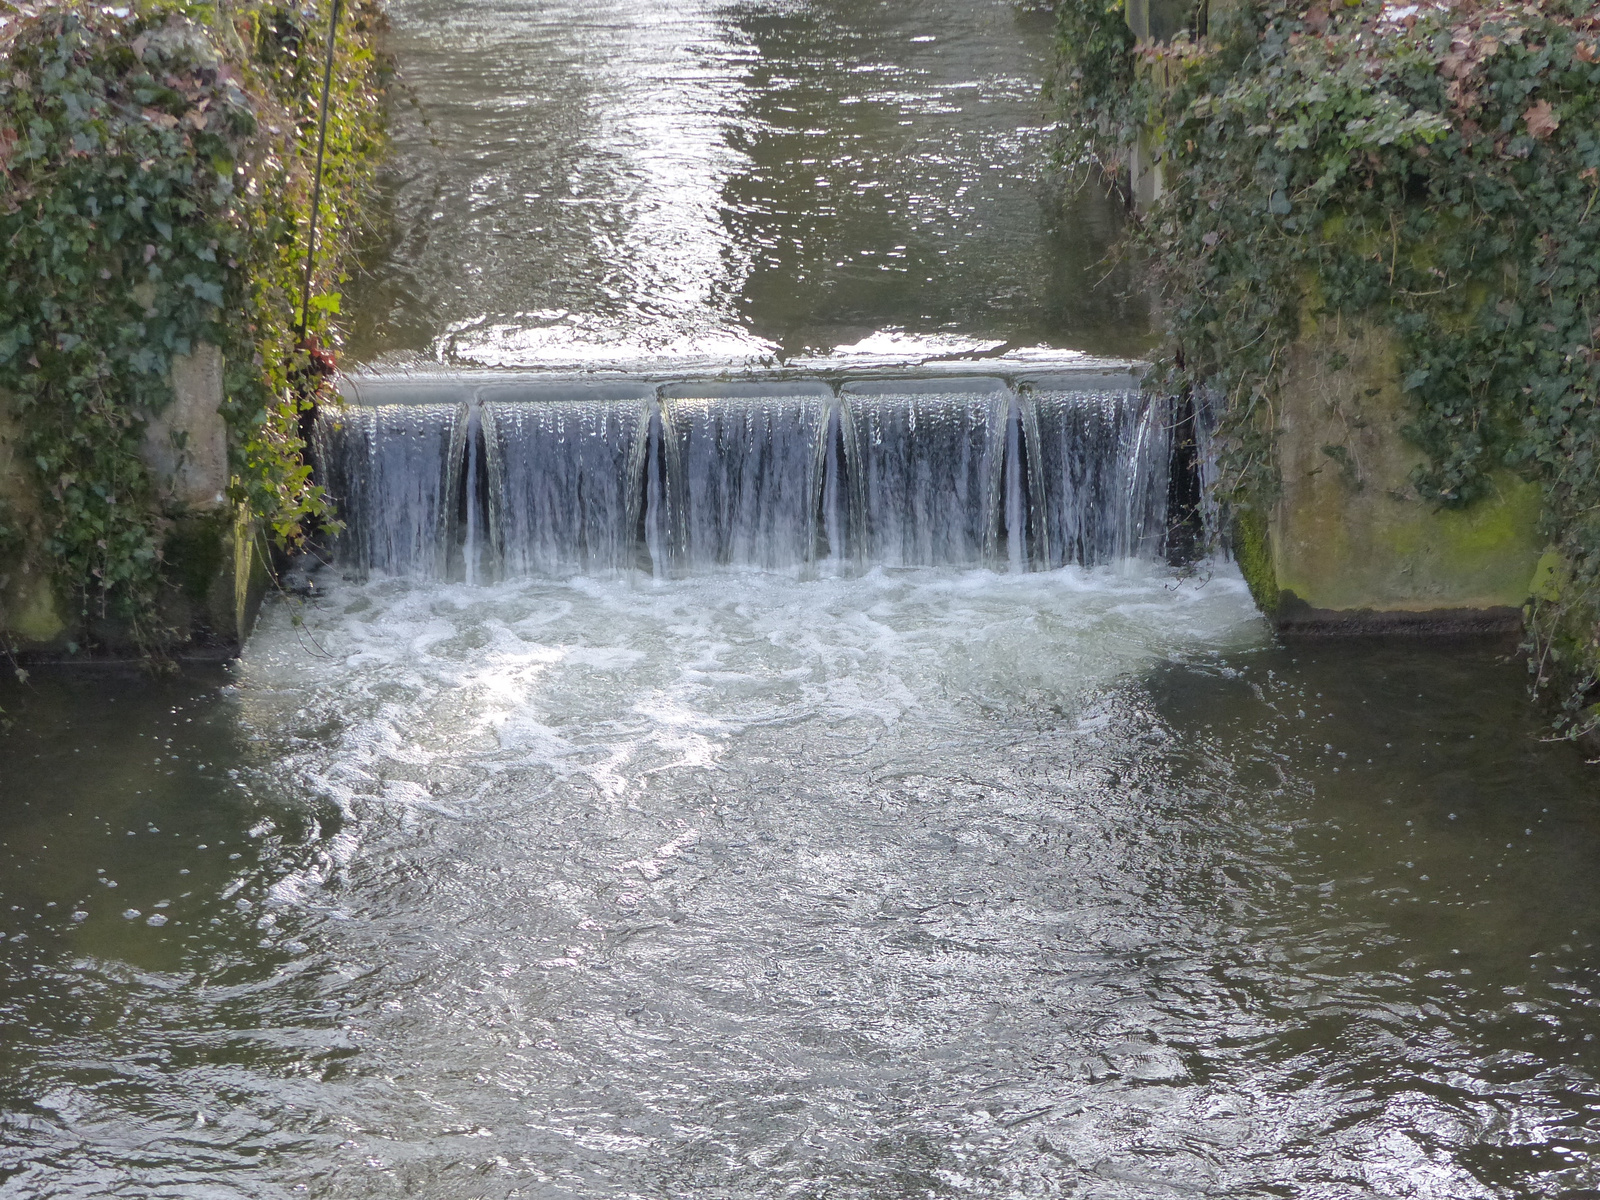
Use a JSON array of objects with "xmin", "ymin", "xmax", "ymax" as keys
[
  {"xmin": 1022, "ymin": 375, "xmax": 1173, "ymax": 568},
  {"xmin": 661, "ymin": 383, "xmax": 832, "ymax": 572},
  {"xmin": 840, "ymin": 377, "xmax": 1008, "ymax": 569},
  {"xmin": 312, "ymin": 372, "xmax": 1186, "ymax": 579},
  {"xmin": 480, "ymin": 382, "xmax": 653, "ymax": 577},
  {"xmin": 310, "ymin": 401, "xmax": 465, "ymax": 579}
]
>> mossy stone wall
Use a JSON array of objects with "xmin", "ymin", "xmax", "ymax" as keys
[
  {"xmin": 0, "ymin": 1, "xmax": 386, "ymax": 660},
  {"xmin": 1264, "ymin": 321, "xmax": 1542, "ymax": 631},
  {"xmin": 1, "ymin": 370, "xmax": 266, "ymax": 657}
]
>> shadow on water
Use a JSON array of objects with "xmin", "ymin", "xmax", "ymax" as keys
[
  {"xmin": 0, "ymin": 669, "xmax": 350, "ymax": 1194},
  {"xmin": 1144, "ymin": 641, "xmax": 1600, "ymax": 1193}
]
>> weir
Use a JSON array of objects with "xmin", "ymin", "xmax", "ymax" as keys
[{"xmin": 312, "ymin": 369, "xmax": 1187, "ymax": 580}]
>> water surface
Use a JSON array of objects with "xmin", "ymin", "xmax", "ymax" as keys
[
  {"xmin": 3, "ymin": 568, "xmax": 1599, "ymax": 1197},
  {"xmin": 3, "ymin": 1, "xmax": 1599, "ymax": 1195},
  {"xmin": 345, "ymin": 0, "xmax": 1146, "ymax": 369}
]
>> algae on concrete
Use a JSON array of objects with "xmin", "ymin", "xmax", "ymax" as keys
[{"xmin": 1268, "ymin": 319, "xmax": 1541, "ymax": 628}]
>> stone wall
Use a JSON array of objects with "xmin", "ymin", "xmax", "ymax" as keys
[
  {"xmin": 1257, "ymin": 320, "xmax": 1542, "ymax": 634},
  {"xmin": 0, "ymin": 351, "xmax": 268, "ymax": 659},
  {"xmin": 1118, "ymin": 0, "xmax": 1546, "ymax": 636}
]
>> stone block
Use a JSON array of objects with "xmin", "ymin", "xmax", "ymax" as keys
[
  {"xmin": 144, "ymin": 342, "xmax": 229, "ymax": 510},
  {"xmin": 1268, "ymin": 319, "xmax": 1542, "ymax": 633}
]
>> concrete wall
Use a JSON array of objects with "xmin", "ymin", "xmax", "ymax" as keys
[
  {"xmin": 144, "ymin": 343, "xmax": 230, "ymax": 509},
  {"xmin": 0, "ymin": 347, "xmax": 268, "ymax": 658},
  {"xmin": 1123, "ymin": 0, "xmax": 1544, "ymax": 635},
  {"xmin": 1256, "ymin": 319, "xmax": 1543, "ymax": 634}
]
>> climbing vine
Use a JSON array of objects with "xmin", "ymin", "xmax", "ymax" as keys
[
  {"xmin": 0, "ymin": 0, "xmax": 385, "ymax": 646},
  {"xmin": 1054, "ymin": 0, "xmax": 1600, "ymax": 737}
]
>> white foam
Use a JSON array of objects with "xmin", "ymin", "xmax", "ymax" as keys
[{"xmin": 239, "ymin": 563, "xmax": 1265, "ymax": 834}]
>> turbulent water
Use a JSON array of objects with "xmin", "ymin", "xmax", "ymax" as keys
[{"xmin": 3, "ymin": 569, "xmax": 1599, "ymax": 1197}]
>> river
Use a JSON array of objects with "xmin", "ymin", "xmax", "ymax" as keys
[
  {"xmin": 1, "ymin": 1, "xmax": 1598, "ymax": 1197},
  {"xmin": 343, "ymin": 0, "xmax": 1145, "ymax": 369}
]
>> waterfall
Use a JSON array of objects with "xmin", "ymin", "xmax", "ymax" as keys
[
  {"xmin": 482, "ymin": 383, "xmax": 652, "ymax": 577},
  {"xmin": 311, "ymin": 401, "xmax": 465, "ymax": 579},
  {"xmin": 841, "ymin": 378, "xmax": 1008, "ymax": 568},
  {"xmin": 1021, "ymin": 376, "xmax": 1172, "ymax": 568},
  {"xmin": 662, "ymin": 383, "xmax": 832, "ymax": 573},
  {"xmin": 314, "ymin": 372, "xmax": 1188, "ymax": 579},
  {"xmin": 458, "ymin": 406, "xmax": 489, "ymax": 584}
]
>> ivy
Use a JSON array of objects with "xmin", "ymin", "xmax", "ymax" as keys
[
  {"xmin": 1054, "ymin": 0, "xmax": 1600, "ymax": 738},
  {"xmin": 1049, "ymin": 0, "xmax": 1138, "ymax": 179},
  {"xmin": 0, "ymin": 0, "xmax": 385, "ymax": 647}
]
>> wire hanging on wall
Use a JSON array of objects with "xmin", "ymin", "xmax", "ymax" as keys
[{"xmin": 297, "ymin": 0, "xmax": 346, "ymax": 340}]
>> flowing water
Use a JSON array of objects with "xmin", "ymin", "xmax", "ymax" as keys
[
  {"xmin": 344, "ymin": 0, "xmax": 1146, "ymax": 369},
  {"xmin": 4, "ymin": 583, "xmax": 1600, "ymax": 1197},
  {"xmin": 312, "ymin": 371, "xmax": 1173, "ymax": 582},
  {"xmin": 4, "ymin": 0, "xmax": 1600, "ymax": 1196}
]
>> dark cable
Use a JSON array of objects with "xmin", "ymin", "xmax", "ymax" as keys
[{"xmin": 297, "ymin": 0, "xmax": 345, "ymax": 340}]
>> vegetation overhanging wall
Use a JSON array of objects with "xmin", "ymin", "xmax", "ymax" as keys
[
  {"xmin": 1052, "ymin": 0, "xmax": 1600, "ymax": 738},
  {"xmin": 0, "ymin": 0, "xmax": 386, "ymax": 658}
]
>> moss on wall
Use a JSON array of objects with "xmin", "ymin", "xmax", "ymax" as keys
[
  {"xmin": 1231, "ymin": 505, "xmax": 1278, "ymax": 617},
  {"xmin": 163, "ymin": 512, "xmax": 229, "ymax": 604},
  {"xmin": 0, "ymin": 390, "xmax": 67, "ymax": 648}
]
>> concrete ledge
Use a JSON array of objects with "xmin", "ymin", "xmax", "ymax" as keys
[
  {"xmin": 335, "ymin": 361, "xmax": 1142, "ymax": 406},
  {"xmin": 1274, "ymin": 591, "xmax": 1525, "ymax": 638}
]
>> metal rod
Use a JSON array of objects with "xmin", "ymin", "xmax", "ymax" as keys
[{"xmin": 297, "ymin": 0, "xmax": 345, "ymax": 339}]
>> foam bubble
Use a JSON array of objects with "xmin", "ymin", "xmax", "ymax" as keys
[{"xmin": 240, "ymin": 563, "xmax": 1264, "ymax": 828}]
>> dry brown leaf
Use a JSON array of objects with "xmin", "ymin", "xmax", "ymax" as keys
[{"xmin": 1524, "ymin": 99, "xmax": 1560, "ymax": 139}]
